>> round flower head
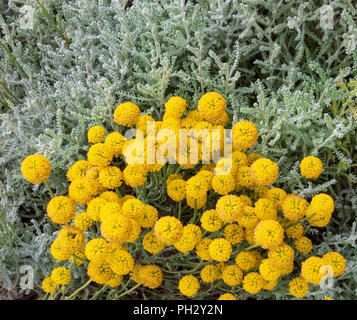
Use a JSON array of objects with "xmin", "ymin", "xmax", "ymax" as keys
[
  {"xmin": 87, "ymin": 143, "xmax": 113, "ymax": 168},
  {"xmin": 125, "ymin": 219, "xmax": 142, "ymax": 243},
  {"xmin": 247, "ymin": 152, "xmax": 262, "ymax": 166},
  {"xmin": 74, "ymin": 211, "xmax": 93, "ymax": 231},
  {"xmin": 101, "ymin": 214, "xmax": 132, "ymax": 243},
  {"xmin": 198, "ymin": 92, "xmax": 226, "ymax": 122},
  {"xmin": 56, "ymin": 225, "xmax": 86, "ymax": 253},
  {"xmin": 87, "ymin": 197, "xmax": 108, "ymax": 222},
  {"xmin": 164, "ymin": 96, "xmax": 188, "ymax": 119},
  {"xmin": 306, "ymin": 193, "xmax": 334, "ymax": 227},
  {"xmin": 242, "ymin": 272, "xmax": 264, "ymax": 295},
  {"xmin": 135, "ymin": 204, "xmax": 158, "ymax": 228},
  {"xmin": 69, "ymin": 247, "xmax": 87, "ymax": 266},
  {"xmin": 212, "ymin": 111, "xmax": 229, "ymax": 126},
  {"xmin": 282, "ymin": 194, "xmax": 308, "ymax": 222},
  {"xmin": 211, "ymin": 174, "xmax": 235, "ymax": 195},
  {"xmin": 104, "ymin": 131, "xmax": 126, "ymax": 157},
  {"xmin": 208, "ymin": 238, "xmax": 232, "ymax": 262},
  {"xmin": 235, "ymin": 250, "xmax": 261, "ymax": 271},
  {"xmin": 222, "ymin": 265, "xmax": 243, "ymax": 286},
  {"xmin": 254, "ymin": 198, "xmax": 277, "ymax": 221},
  {"xmin": 50, "ymin": 240, "xmax": 72, "ymax": 261},
  {"xmin": 98, "ymin": 166, "xmax": 123, "ymax": 189},
  {"xmin": 200, "ymin": 265, "xmax": 219, "ymax": 283},
  {"xmin": 218, "ymin": 293, "xmax": 237, "ymax": 300},
  {"xmin": 142, "ymin": 230, "xmax": 165, "ymax": 254},
  {"xmin": 186, "ymin": 193, "xmax": 207, "ymax": 210},
  {"xmin": 245, "ymin": 228, "xmax": 257, "ymax": 245},
  {"xmin": 88, "ymin": 125, "xmax": 105, "ymax": 144},
  {"xmin": 87, "ymin": 260, "xmax": 113, "ymax": 284},
  {"xmin": 136, "ymin": 114, "xmax": 155, "ymax": 136},
  {"xmin": 223, "ymin": 223, "xmax": 245, "ymax": 244},
  {"xmin": 216, "ymin": 195, "xmax": 244, "ymax": 223},
  {"xmin": 178, "ymin": 275, "xmax": 200, "ymax": 297},
  {"xmin": 174, "ymin": 224, "xmax": 202, "ymax": 254},
  {"xmin": 154, "ymin": 216, "xmax": 183, "ymax": 245},
  {"xmin": 231, "ymin": 151, "xmax": 248, "ymax": 175},
  {"xmin": 231, "ymin": 120, "xmax": 258, "ymax": 152},
  {"xmin": 46, "ymin": 196, "xmax": 76, "ymax": 224},
  {"xmin": 186, "ymin": 175, "xmax": 208, "ymax": 199},
  {"xmin": 237, "ymin": 206, "xmax": 259, "ymax": 229},
  {"xmin": 167, "ymin": 179, "xmax": 186, "ymax": 202},
  {"xmin": 67, "ymin": 160, "xmax": 93, "ymax": 182},
  {"xmin": 99, "ymin": 191, "xmax": 121, "ymax": 204},
  {"xmin": 51, "ymin": 267, "xmax": 71, "ymax": 285},
  {"xmin": 265, "ymin": 187, "xmax": 287, "ymax": 211},
  {"xmin": 250, "ymin": 158, "xmax": 279, "ymax": 186},
  {"xmin": 294, "ymin": 236, "xmax": 313, "ymax": 254},
  {"xmin": 68, "ymin": 177, "xmax": 97, "ymax": 205},
  {"xmin": 254, "ymin": 220, "xmax": 284, "ymax": 249},
  {"xmin": 300, "ymin": 156, "xmax": 323, "ymax": 179},
  {"xmin": 106, "ymin": 273, "xmax": 123, "ymax": 288},
  {"xmin": 284, "ymin": 222, "xmax": 304, "ymax": 239},
  {"xmin": 121, "ymin": 198, "xmax": 145, "ymax": 220},
  {"xmin": 236, "ymin": 166, "xmax": 256, "ymax": 189},
  {"xmin": 108, "ymin": 250, "xmax": 134, "ymax": 275},
  {"xmin": 123, "ymin": 164, "xmax": 147, "ymax": 188},
  {"xmin": 289, "ymin": 277, "xmax": 309, "ymax": 298},
  {"xmin": 139, "ymin": 265, "xmax": 163, "ymax": 289},
  {"xmin": 259, "ymin": 259, "xmax": 281, "ymax": 281},
  {"xmin": 268, "ymin": 243, "xmax": 295, "ymax": 269},
  {"xmin": 85, "ymin": 238, "xmax": 109, "ymax": 262},
  {"xmin": 42, "ymin": 277, "xmax": 58, "ymax": 294},
  {"xmin": 114, "ymin": 101, "xmax": 141, "ymax": 127},
  {"xmin": 322, "ymin": 252, "xmax": 346, "ymax": 277},
  {"xmin": 262, "ymin": 279, "xmax": 278, "ymax": 291},
  {"xmin": 301, "ymin": 256, "xmax": 326, "ymax": 284},
  {"xmin": 166, "ymin": 173, "xmax": 183, "ymax": 186},
  {"xmin": 200, "ymin": 209, "xmax": 223, "ymax": 232},
  {"xmin": 21, "ymin": 154, "xmax": 51, "ymax": 184},
  {"xmin": 195, "ymin": 238, "xmax": 213, "ymax": 261}
]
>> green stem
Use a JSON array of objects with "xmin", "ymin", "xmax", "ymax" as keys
[
  {"xmin": 178, "ymin": 201, "xmax": 182, "ymax": 220},
  {"xmin": 243, "ymin": 244, "xmax": 260, "ymax": 251},
  {"xmin": 64, "ymin": 279, "xmax": 92, "ymax": 300},
  {"xmin": 113, "ymin": 282, "xmax": 142, "ymax": 300},
  {"xmin": 115, "ymin": 187, "xmax": 122, "ymax": 197},
  {"xmin": 285, "ymin": 213, "xmax": 316, "ymax": 230},
  {"xmin": 90, "ymin": 284, "xmax": 108, "ymax": 300},
  {"xmin": 44, "ymin": 180, "xmax": 54, "ymax": 198}
]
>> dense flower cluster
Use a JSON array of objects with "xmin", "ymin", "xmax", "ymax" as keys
[{"xmin": 21, "ymin": 92, "xmax": 344, "ymax": 300}]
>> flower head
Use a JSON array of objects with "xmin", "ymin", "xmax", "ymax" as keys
[
  {"xmin": 208, "ymin": 238, "xmax": 232, "ymax": 262},
  {"xmin": 21, "ymin": 154, "xmax": 51, "ymax": 184},
  {"xmin": 289, "ymin": 277, "xmax": 309, "ymax": 298},
  {"xmin": 250, "ymin": 158, "xmax": 279, "ymax": 186},
  {"xmin": 114, "ymin": 102, "xmax": 141, "ymax": 127},
  {"xmin": 294, "ymin": 236, "xmax": 313, "ymax": 254},
  {"xmin": 322, "ymin": 252, "xmax": 346, "ymax": 277},
  {"xmin": 282, "ymin": 195, "xmax": 308, "ymax": 222},
  {"xmin": 221, "ymin": 265, "xmax": 243, "ymax": 286},
  {"xmin": 232, "ymin": 121, "xmax": 258, "ymax": 152},
  {"xmin": 300, "ymin": 156, "xmax": 323, "ymax": 179},
  {"xmin": 198, "ymin": 92, "xmax": 226, "ymax": 122},
  {"xmin": 165, "ymin": 96, "xmax": 188, "ymax": 119},
  {"xmin": 216, "ymin": 195, "xmax": 244, "ymax": 223},
  {"xmin": 88, "ymin": 125, "xmax": 105, "ymax": 144},
  {"xmin": 242, "ymin": 272, "xmax": 264, "ymax": 295},
  {"xmin": 154, "ymin": 216, "xmax": 183, "ymax": 245},
  {"xmin": 51, "ymin": 267, "xmax": 71, "ymax": 285},
  {"xmin": 46, "ymin": 196, "xmax": 76, "ymax": 224},
  {"xmin": 254, "ymin": 220, "xmax": 284, "ymax": 249},
  {"xmin": 178, "ymin": 275, "xmax": 200, "ymax": 297}
]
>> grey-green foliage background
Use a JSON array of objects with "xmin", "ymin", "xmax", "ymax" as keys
[{"xmin": 0, "ymin": 0, "xmax": 356, "ymax": 299}]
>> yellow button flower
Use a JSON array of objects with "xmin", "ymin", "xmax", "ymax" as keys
[
  {"xmin": 87, "ymin": 125, "xmax": 105, "ymax": 144},
  {"xmin": 114, "ymin": 101, "xmax": 141, "ymax": 127},
  {"xmin": 208, "ymin": 238, "xmax": 232, "ymax": 262},
  {"xmin": 300, "ymin": 156, "xmax": 323, "ymax": 179},
  {"xmin": 178, "ymin": 275, "xmax": 200, "ymax": 297},
  {"xmin": 21, "ymin": 154, "xmax": 52, "ymax": 184}
]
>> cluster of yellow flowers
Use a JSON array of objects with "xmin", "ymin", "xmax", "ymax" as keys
[{"xmin": 21, "ymin": 91, "xmax": 345, "ymax": 300}]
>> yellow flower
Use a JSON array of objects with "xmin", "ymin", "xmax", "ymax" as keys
[
  {"xmin": 259, "ymin": 259, "xmax": 281, "ymax": 281},
  {"xmin": 114, "ymin": 101, "xmax": 141, "ymax": 127},
  {"xmin": 198, "ymin": 92, "xmax": 226, "ymax": 122},
  {"xmin": 108, "ymin": 250, "xmax": 135, "ymax": 275},
  {"xmin": 231, "ymin": 120, "xmax": 258, "ymax": 152},
  {"xmin": 85, "ymin": 238, "xmax": 109, "ymax": 262},
  {"xmin": 87, "ymin": 143, "xmax": 113, "ymax": 168},
  {"xmin": 74, "ymin": 211, "xmax": 93, "ymax": 231},
  {"xmin": 106, "ymin": 273, "xmax": 123, "ymax": 288},
  {"xmin": 324, "ymin": 296, "xmax": 334, "ymax": 300},
  {"xmin": 282, "ymin": 194, "xmax": 308, "ymax": 222},
  {"xmin": 264, "ymin": 188, "xmax": 287, "ymax": 211},
  {"xmin": 196, "ymin": 170, "xmax": 214, "ymax": 190},
  {"xmin": 186, "ymin": 175, "xmax": 208, "ymax": 199},
  {"xmin": 154, "ymin": 216, "xmax": 183, "ymax": 245},
  {"xmin": 67, "ymin": 160, "xmax": 93, "ymax": 182},
  {"xmin": 250, "ymin": 158, "xmax": 279, "ymax": 186},
  {"xmin": 186, "ymin": 193, "xmax": 207, "ymax": 210},
  {"xmin": 300, "ymin": 156, "xmax": 323, "ymax": 179},
  {"xmin": 87, "ymin": 260, "xmax": 113, "ymax": 284},
  {"xmin": 235, "ymin": 250, "xmax": 260, "ymax": 271},
  {"xmin": 139, "ymin": 265, "xmax": 163, "ymax": 289},
  {"xmin": 262, "ymin": 279, "xmax": 278, "ymax": 291},
  {"xmin": 268, "ymin": 243, "xmax": 295, "ymax": 269},
  {"xmin": 167, "ymin": 179, "xmax": 186, "ymax": 202},
  {"xmin": 242, "ymin": 272, "xmax": 264, "ymax": 295},
  {"xmin": 166, "ymin": 173, "xmax": 183, "ymax": 186},
  {"xmin": 211, "ymin": 111, "xmax": 229, "ymax": 126},
  {"xmin": 50, "ymin": 267, "xmax": 71, "ymax": 285},
  {"xmin": 221, "ymin": 265, "xmax": 243, "ymax": 286},
  {"xmin": 195, "ymin": 238, "xmax": 213, "ymax": 261},
  {"xmin": 42, "ymin": 277, "xmax": 58, "ymax": 294},
  {"xmin": 21, "ymin": 154, "xmax": 52, "ymax": 184},
  {"xmin": 218, "ymin": 293, "xmax": 237, "ymax": 300},
  {"xmin": 237, "ymin": 206, "xmax": 259, "ymax": 229},
  {"xmin": 306, "ymin": 193, "xmax": 334, "ymax": 227},
  {"xmin": 200, "ymin": 265, "xmax": 219, "ymax": 283},
  {"xmin": 98, "ymin": 166, "xmax": 123, "ymax": 189},
  {"xmin": 211, "ymin": 173, "xmax": 235, "ymax": 195},
  {"xmin": 294, "ymin": 236, "xmax": 313, "ymax": 254},
  {"xmin": 121, "ymin": 198, "xmax": 145, "ymax": 220},
  {"xmin": 254, "ymin": 220, "xmax": 284, "ymax": 249},
  {"xmin": 136, "ymin": 114, "xmax": 155, "ymax": 136},
  {"xmin": 123, "ymin": 164, "xmax": 147, "ymax": 188},
  {"xmin": 174, "ymin": 224, "xmax": 202, "ymax": 254},
  {"xmin": 239, "ymin": 195, "xmax": 252, "ymax": 207},
  {"xmin": 56, "ymin": 225, "xmax": 86, "ymax": 253},
  {"xmin": 98, "ymin": 190, "xmax": 121, "ymax": 205},
  {"xmin": 68, "ymin": 177, "xmax": 97, "ymax": 205},
  {"xmin": 88, "ymin": 125, "xmax": 105, "ymax": 144},
  {"xmin": 254, "ymin": 198, "xmax": 277, "ymax": 221},
  {"xmin": 50, "ymin": 240, "xmax": 72, "ymax": 261},
  {"xmin": 69, "ymin": 248, "xmax": 87, "ymax": 266},
  {"xmin": 244, "ymin": 227, "xmax": 257, "ymax": 245},
  {"xmin": 301, "ymin": 256, "xmax": 326, "ymax": 284},
  {"xmin": 178, "ymin": 275, "xmax": 200, "ymax": 297},
  {"xmin": 216, "ymin": 195, "xmax": 244, "ymax": 223},
  {"xmin": 126, "ymin": 218, "xmax": 142, "ymax": 243},
  {"xmin": 223, "ymin": 223, "xmax": 245, "ymax": 244},
  {"xmin": 101, "ymin": 213, "xmax": 132, "ymax": 243},
  {"xmin": 104, "ymin": 132, "xmax": 126, "ymax": 157},
  {"xmin": 46, "ymin": 196, "xmax": 76, "ymax": 224},
  {"xmin": 164, "ymin": 96, "xmax": 188, "ymax": 118},
  {"xmin": 247, "ymin": 152, "xmax": 262, "ymax": 166},
  {"xmin": 322, "ymin": 252, "xmax": 346, "ymax": 277},
  {"xmin": 87, "ymin": 197, "xmax": 108, "ymax": 222},
  {"xmin": 142, "ymin": 230, "xmax": 165, "ymax": 254},
  {"xmin": 208, "ymin": 238, "xmax": 232, "ymax": 262},
  {"xmin": 236, "ymin": 166, "xmax": 256, "ymax": 189},
  {"xmin": 136, "ymin": 204, "xmax": 159, "ymax": 228},
  {"xmin": 284, "ymin": 221, "xmax": 304, "ymax": 239},
  {"xmin": 289, "ymin": 277, "xmax": 309, "ymax": 298},
  {"xmin": 200, "ymin": 209, "xmax": 223, "ymax": 232}
]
